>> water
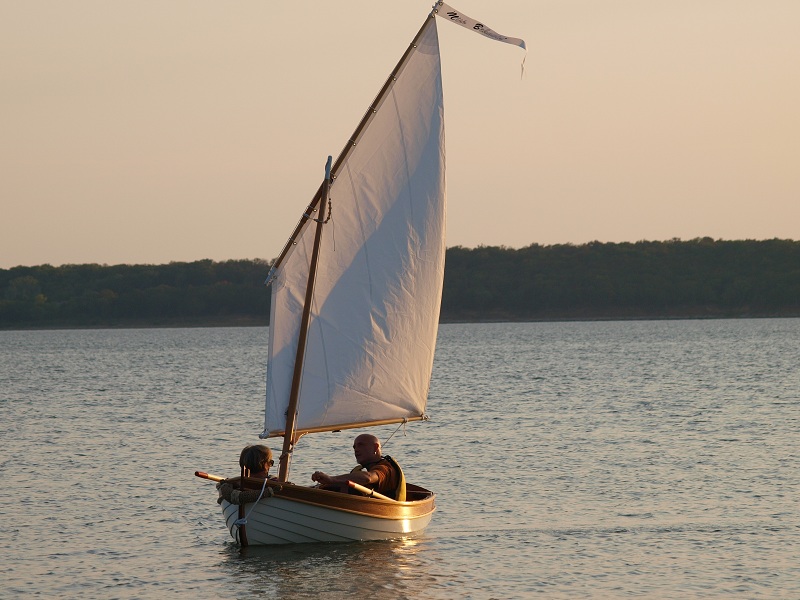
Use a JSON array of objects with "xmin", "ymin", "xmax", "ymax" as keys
[{"xmin": 1, "ymin": 320, "xmax": 798, "ymax": 598}]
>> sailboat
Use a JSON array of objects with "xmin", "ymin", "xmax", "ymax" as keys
[{"xmin": 196, "ymin": 2, "xmax": 525, "ymax": 545}]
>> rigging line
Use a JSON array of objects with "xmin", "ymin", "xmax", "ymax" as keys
[
  {"xmin": 382, "ymin": 418, "xmax": 408, "ymax": 448},
  {"xmin": 234, "ymin": 478, "xmax": 274, "ymax": 527},
  {"xmin": 303, "ymin": 197, "xmax": 333, "ymax": 224},
  {"xmin": 329, "ymin": 209, "xmax": 336, "ymax": 252}
]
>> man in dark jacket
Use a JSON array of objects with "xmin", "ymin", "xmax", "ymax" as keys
[{"xmin": 311, "ymin": 433, "xmax": 405, "ymax": 500}]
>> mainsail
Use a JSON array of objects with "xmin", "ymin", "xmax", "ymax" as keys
[{"xmin": 262, "ymin": 17, "xmax": 446, "ymax": 438}]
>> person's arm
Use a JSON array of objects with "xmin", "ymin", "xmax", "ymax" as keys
[
  {"xmin": 311, "ymin": 469, "xmax": 379, "ymax": 487},
  {"xmin": 217, "ymin": 482, "xmax": 273, "ymax": 504}
]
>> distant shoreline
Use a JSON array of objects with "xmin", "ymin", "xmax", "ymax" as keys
[
  {"xmin": 4, "ymin": 241, "xmax": 799, "ymax": 330},
  {"xmin": 3, "ymin": 311, "xmax": 799, "ymax": 332}
]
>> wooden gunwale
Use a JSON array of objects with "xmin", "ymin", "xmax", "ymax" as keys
[{"xmin": 228, "ymin": 477, "xmax": 435, "ymax": 520}]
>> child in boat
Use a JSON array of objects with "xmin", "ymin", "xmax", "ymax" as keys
[
  {"xmin": 239, "ymin": 444, "xmax": 275, "ymax": 478},
  {"xmin": 216, "ymin": 444, "xmax": 275, "ymax": 505}
]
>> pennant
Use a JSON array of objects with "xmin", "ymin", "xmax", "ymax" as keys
[{"xmin": 435, "ymin": 2, "xmax": 526, "ymax": 51}]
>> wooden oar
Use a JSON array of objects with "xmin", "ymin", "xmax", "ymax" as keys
[
  {"xmin": 347, "ymin": 480, "xmax": 397, "ymax": 502},
  {"xmin": 199, "ymin": 471, "xmax": 395, "ymax": 502}
]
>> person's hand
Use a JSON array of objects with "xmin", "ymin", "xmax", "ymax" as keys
[
  {"xmin": 216, "ymin": 482, "xmax": 234, "ymax": 504},
  {"xmin": 311, "ymin": 471, "xmax": 332, "ymax": 484}
]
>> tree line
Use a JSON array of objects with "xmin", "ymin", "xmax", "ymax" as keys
[
  {"xmin": 0, "ymin": 259, "xmax": 270, "ymax": 328},
  {"xmin": 442, "ymin": 238, "xmax": 800, "ymax": 320},
  {"xmin": 2, "ymin": 238, "xmax": 798, "ymax": 329}
]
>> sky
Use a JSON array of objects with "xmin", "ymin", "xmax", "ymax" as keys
[{"xmin": 2, "ymin": 1, "xmax": 799, "ymax": 269}]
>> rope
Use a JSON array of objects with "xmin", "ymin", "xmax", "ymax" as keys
[
  {"xmin": 234, "ymin": 478, "xmax": 274, "ymax": 527},
  {"xmin": 382, "ymin": 418, "xmax": 408, "ymax": 448},
  {"xmin": 304, "ymin": 196, "xmax": 335, "ymax": 251},
  {"xmin": 303, "ymin": 197, "xmax": 333, "ymax": 224}
]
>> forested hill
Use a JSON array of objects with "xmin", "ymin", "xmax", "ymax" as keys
[
  {"xmin": 2, "ymin": 238, "xmax": 798, "ymax": 329},
  {"xmin": 442, "ymin": 238, "xmax": 799, "ymax": 321}
]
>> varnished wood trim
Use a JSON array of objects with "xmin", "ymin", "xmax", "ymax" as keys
[{"xmin": 228, "ymin": 478, "xmax": 436, "ymax": 520}]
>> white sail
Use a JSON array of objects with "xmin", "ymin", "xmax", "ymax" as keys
[{"xmin": 262, "ymin": 18, "xmax": 446, "ymax": 437}]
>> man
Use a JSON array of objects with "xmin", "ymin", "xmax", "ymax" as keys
[{"xmin": 311, "ymin": 433, "xmax": 406, "ymax": 501}]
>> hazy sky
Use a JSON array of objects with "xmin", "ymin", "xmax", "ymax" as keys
[{"xmin": 2, "ymin": 1, "xmax": 799, "ymax": 268}]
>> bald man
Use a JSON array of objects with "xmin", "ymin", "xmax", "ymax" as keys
[{"xmin": 311, "ymin": 433, "xmax": 405, "ymax": 500}]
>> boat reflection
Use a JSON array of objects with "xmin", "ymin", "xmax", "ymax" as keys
[{"xmin": 221, "ymin": 537, "xmax": 434, "ymax": 597}]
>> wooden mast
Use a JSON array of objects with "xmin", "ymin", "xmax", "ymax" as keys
[{"xmin": 277, "ymin": 156, "xmax": 332, "ymax": 483}]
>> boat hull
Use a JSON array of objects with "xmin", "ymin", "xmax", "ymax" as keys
[{"xmin": 219, "ymin": 480, "xmax": 435, "ymax": 545}]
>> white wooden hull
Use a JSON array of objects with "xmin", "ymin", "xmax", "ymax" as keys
[{"xmin": 218, "ymin": 481, "xmax": 435, "ymax": 545}]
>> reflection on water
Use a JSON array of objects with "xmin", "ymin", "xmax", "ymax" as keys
[{"xmin": 222, "ymin": 538, "xmax": 436, "ymax": 598}]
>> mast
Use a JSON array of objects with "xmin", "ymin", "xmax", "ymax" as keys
[{"xmin": 277, "ymin": 157, "xmax": 332, "ymax": 483}]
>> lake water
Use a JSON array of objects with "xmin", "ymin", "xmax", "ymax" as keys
[{"xmin": 1, "ymin": 319, "xmax": 798, "ymax": 598}]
